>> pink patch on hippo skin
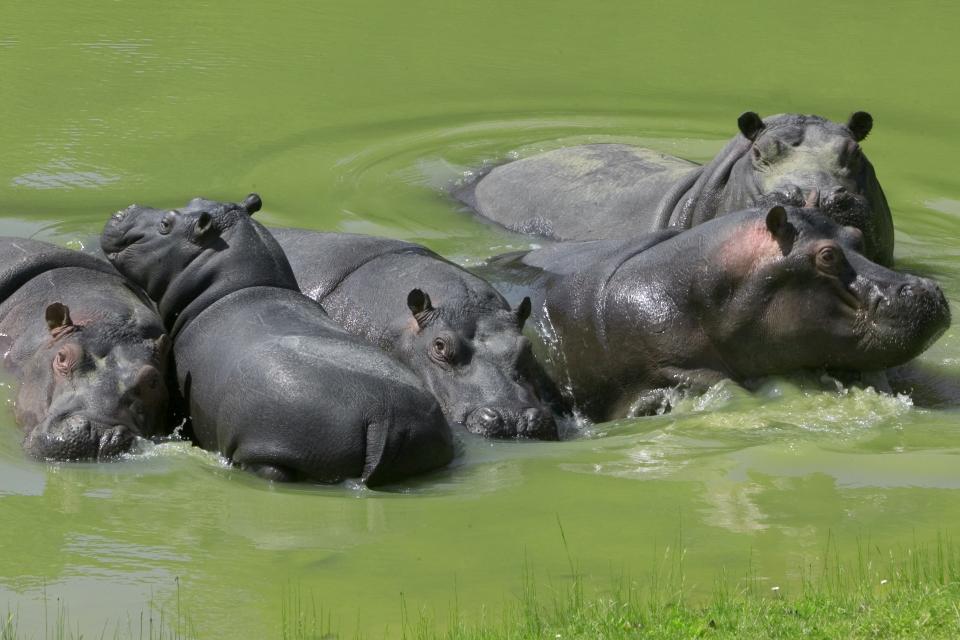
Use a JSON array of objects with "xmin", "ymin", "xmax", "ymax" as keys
[{"xmin": 716, "ymin": 220, "xmax": 788, "ymax": 277}]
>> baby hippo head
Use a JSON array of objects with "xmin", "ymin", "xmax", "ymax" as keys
[
  {"xmin": 101, "ymin": 193, "xmax": 264, "ymax": 303},
  {"xmin": 700, "ymin": 206, "xmax": 949, "ymax": 377},
  {"xmin": 400, "ymin": 289, "xmax": 558, "ymax": 440},
  {"xmin": 20, "ymin": 303, "xmax": 170, "ymax": 460}
]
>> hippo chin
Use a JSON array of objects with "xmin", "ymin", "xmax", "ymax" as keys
[
  {"xmin": 454, "ymin": 111, "xmax": 894, "ymax": 266},
  {"xmin": 476, "ymin": 206, "xmax": 948, "ymax": 422},
  {"xmin": 0, "ymin": 238, "xmax": 170, "ymax": 460},
  {"xmin": 101, "ymin": 194, "xmax": 453, "ymax": 486},
  {"xmin": 268, "ymin": 228, "xmax": 561, "ymax": 440}
]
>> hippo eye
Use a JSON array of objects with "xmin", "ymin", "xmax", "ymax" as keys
[
  {"xmin": 53, "ymin": 344, "xmax": 82, "ymax": 376},
  {"xmin": 158, "ymin": 212, "xmax": 176, "ymax": 235},
  {"xmin": 816, "ymin": 246, "xmax": 842, "ymax": 274},
  {"xmin": 430, "ymin": 337, "xmax": 458, "ymax": 365}
]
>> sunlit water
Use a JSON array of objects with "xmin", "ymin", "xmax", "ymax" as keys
[{"xmin": 1, "ymin": 0, "xmax": 959, "ymax": 636}]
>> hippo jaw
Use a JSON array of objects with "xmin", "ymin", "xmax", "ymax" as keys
[
  {"xmin": 23, "ymin": 414, "xmax": 137, "ymax": 461},
  {"xmin": 847, "ymin": 264, "xmax": 951, "ymax": 368}
]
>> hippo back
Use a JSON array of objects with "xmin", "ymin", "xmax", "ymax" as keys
[{"xmin": 0, "ymin": 237, "xmax": 120, "ymax": 303}]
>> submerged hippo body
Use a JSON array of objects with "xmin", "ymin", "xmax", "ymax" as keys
[
  {"xmin": 477, "ymin": 206, "xmax": 948, "ymax": 422},
  {"xmin": 270, "ymin": 228, "xmax": 560, "ymax": 439},
  {"xmin": 0, "ymin": 238, "xmax": 170, "ymax": 460},
  {"xmin": 102, "ymin": 195, "xmax": 453, "ymax": 486},
  {"xmin": 454, "ymin": 112, "xmax": 894, "ymax": 265}
]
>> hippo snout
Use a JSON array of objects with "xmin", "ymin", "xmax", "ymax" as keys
[
  {"xmin": 465, "ymin": 406, "xmax": 559, "ymax": 440},
  {"xmin": 24, "ymin": 415, "xmax": 135, "ymax": 461}
]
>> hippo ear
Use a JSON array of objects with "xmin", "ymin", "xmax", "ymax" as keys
[
  {"xmin": 193, "ymin": 211, "xmax": 216, "ymax": 239},
  {"xmin": 737, "ymin": 112, "xmax": 765, "ymax": 141},
  {"xmin": 515, "ymin": 296, "xmax": 532, "ymax": 329},
  {"xmin": 847, "ymin": 111, "xmax": 873, "ymax": 142},
  {"xmin": 45, "ymin": 302, "xmax": 73, "ymax": 333},
  {"xmin": 407, "ymin": 289, "xmax": 434, "ymax": 327},
  {"xmin": 765, "ymin": 205, "xmax": 789, "ymax": 239},
  {"xmin": 241, "ymin": 193, "xmax": 262, "ymax": 216}
]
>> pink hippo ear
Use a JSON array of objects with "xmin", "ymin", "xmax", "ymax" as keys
[
  {"xmin": 847, "ymin": 111, "xmax": 873, "ymax": 142},
  {"xmin": 407, "ymin": 289, "xmax": 435, "ymax": 329},
  {"xmin": 737, "ymin": 111, "xmax": 765, "ymax": 141},
  {"xmin": 242, "ymin": 193, "xmax": 262, "ymax": 215},
  {"xmin": 45, "ymin": 302, "xmax": 73, "ymax": 334},
  {"xmin": 193, "ymin": 211, "xmax": 216, "ymax": 240},
  {"xmin": 765, "ymin": 205, "xmax": 788, "ymax": 237},
  {"xmin": 515, "ymin": 296, "xmax": 532, "ymax": 329}
]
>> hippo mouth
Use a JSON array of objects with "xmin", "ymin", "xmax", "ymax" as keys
[
  {"xmin": 757, "ymin": 187, "xmax": 870, "ymax": 218},
  {"xmin": 100, "ymin": 207, "xmax": 143, "ymax": 258},
  {"xmin": 463, "ymin": 406, "xmax": 559, "ymax": 440},
  {"xmin": 855, "ymin": 279, "xmax": 950, "ymax": 364},
  {"xmin": 24, "ymin": 414, "xmax": 137, "ymax": 461}
]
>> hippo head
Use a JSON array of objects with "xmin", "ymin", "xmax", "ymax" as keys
[
  {"xmin": 400, "ymin": 289, "xmax": 558, "ymax": 440},
  {"xmin": 696, "ymin": 206, "xmax": 949, "ymax": 377},
  {"xmin": 19, "ymin": 302, "xmax": 169, "ymax": 460},
  {"xmin": 101, "ymin": 194, "xmax": 265, "ymax": 302},
  {"xmin": 720, "ymin": 112, "xmax": 893, "ymax": 266},
  {"xmin": 102, "ymin": 194, "xmax": 295, "ymax": 334}
]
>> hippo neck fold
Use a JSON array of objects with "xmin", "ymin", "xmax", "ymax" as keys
[
  {"xmin": 158, "ymin": 220, "xmax": 300, "ymax": 338},
  {"xmin": 668, "ymin": 134, "xmax": 752, "ymax": 229}
]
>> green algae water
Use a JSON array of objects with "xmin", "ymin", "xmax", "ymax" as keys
[{"xmin": 2, "ymin": 0, "xmax": 960, "ymax": 636}]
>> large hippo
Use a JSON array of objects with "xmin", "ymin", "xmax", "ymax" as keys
[
  {"xmin": 269, "ymin": 228, "xmax": 560, "ymax": 439},
  {"xmin": 476, "ymin": 206, "xmax": 948, "ymax": 422},
  {"xmin": 454, "ymin": 112, "xmax": 894, "ymax": 266},
  {"xmin": 0, "ymin": 237, "xmax": 170, "ymax": 460},
  {"xmin": 101, "ymin": 194, "xmax": 454, "ymax": 486}
]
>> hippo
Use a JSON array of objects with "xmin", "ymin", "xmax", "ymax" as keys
[
  {"xmin": 476, "ymin": 206, "xmax": 948, "ymax": 422},
  {"xmin": 453, "ymin": 111, "xmax": 894, "ymax": 266},
  {"xmin": 101, "ymin": 194, "xmax": 453, "ymax": 486},
  {"xmin": 0, "ymin": 237, "xmax": 170, "ymax": 460},
  {"xmin": 268, "ymin": 228, "xmax": 561, "ymax": 439}
]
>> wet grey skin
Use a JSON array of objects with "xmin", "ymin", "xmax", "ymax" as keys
[
  {"xmin": 454, "ymin": 111, "xmax": 894, "ymax": 266},
  {"xmin": 0, "ymin": 238, "xmax": 170, "ymax": 461},
  {"xmin": 101, "ymin": 194, "xmax": 453, "ymax": 486},
  {"xmin": 269, "ymin": 227, "xmax": 560, "ymax": 440},
  {"xmin": 476, "ymin": 206, "xmax": 949, "ymax": 423}
]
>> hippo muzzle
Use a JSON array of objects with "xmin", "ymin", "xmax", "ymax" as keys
[
  {"xmin": 23, "ymin": 414, "xmax": 136, "ymax": 461},
  {"xmin": 464, "ymin": 405, "xmax": 558, "ymax": 440}
]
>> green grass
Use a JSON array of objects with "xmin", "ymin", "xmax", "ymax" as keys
[{"xmin": 6, "ymin": 538, "xmax": 960, "ymax": 639}]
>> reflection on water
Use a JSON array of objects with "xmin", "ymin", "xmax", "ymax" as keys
[{"xmin": 1, "ymin": 0, "xmax": 960, "ymax": 636}]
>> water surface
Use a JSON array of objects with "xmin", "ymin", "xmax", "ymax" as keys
[{"xmin": 1, "ymin": 0, "xmax": 959, "ymax": 636}]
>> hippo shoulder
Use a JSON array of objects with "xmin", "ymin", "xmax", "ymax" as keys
[{"xmin": 0, "ymin": 237, "xmax": 119, "ymax": 303}]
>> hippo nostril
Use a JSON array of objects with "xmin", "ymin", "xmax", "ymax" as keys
[
  {"xmin": 476, "ymin": 407, "xmax": 501, "ymax": 426},
  {"xmin": 898, "ymin": 284, "xmax": 914, "ymax": 298},
  {"xmin": 781, "ymin": 185, "xmax": 803, "ymax": 204}
]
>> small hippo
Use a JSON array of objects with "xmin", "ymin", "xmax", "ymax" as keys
[
  {"xmin": 454, "ymin": 111, "xmax": 894, "ymax": 266},
  {"xmin": 0, "ymin": 238, "xmax": 170, "ymax": 460},
  {"xmin": 476, "ymin": 206, "xmax": 948, "ymax": 422},
  {"xmin": 101, "ymin": 194, "xmax": 453, "ymax": 486},
  {"xmin": 269, "ymin": 228, "xmax": 560, "ymax": 440}
]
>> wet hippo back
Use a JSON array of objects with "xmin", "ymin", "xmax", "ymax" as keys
[{"xmin": 270, "ymin": 228, "xmax": 561, "ymax": 440}]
